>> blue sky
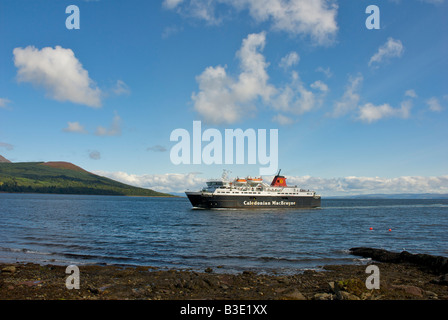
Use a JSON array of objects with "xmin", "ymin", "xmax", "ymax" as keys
[{"xmin": 0, "ymin": 0, "xmax": 447, "ymax": 195}]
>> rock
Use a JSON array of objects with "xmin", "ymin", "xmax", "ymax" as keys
[
  {"xmin": 392, "ymin": 285, "xmax": 423, "ymax": 297},
  {"xmin": 337, "ymin": 291, "xmax": 360, "ymax": 300},
  {"xmin": 313, "ymin": 293, "xmax": 333, "ymax": 300},
  {"xmin": 1, "ymin": 266, "xmax": 16, "ymax": 274},
  {"xmin": 204, "ymin": 267, "xmax": 213, "ymax": 273},
  {"xmin": 425, "ymin": 291, "xmax": 438, "ymax": 299},
  {"xmin": 242, "ymin": 270, "xmax": 256, "ymax": 277},
  {"xmin": 350, "ymin": 247, "xmax": 448, "ymax": 274},
  {"xmin": 18, "ymin": 280, "xmax": 42, "ymax": 287},
  {"xmin": 430, "ymin": 274, "xmax": 448, "ymax": 286},
  {"xmin": 280, "ymin": 289, "xmax": 307, "ymax": 300},
  {"xmin": 334, "ymin": 279, "xmax": 365, "ymax": 296},
  {"xmin": 87, "ymin": 287, "xmax": 99, "ymax": 295}
]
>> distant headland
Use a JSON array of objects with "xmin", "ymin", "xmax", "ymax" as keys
[{"xmin": 0, "ymin": 155, "xmax": 174, "ymax": 197}]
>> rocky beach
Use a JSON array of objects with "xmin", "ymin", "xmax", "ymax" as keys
[{"xmin": 1, "ymin": 248, "xmax": 447, "ymax": 301}]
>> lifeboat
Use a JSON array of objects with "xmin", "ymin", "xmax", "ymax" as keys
[
  {"xmin": 235, "ymin": 178, "xmax": 247, "ymax": 185},
  {"xmin": 246, "ymin": 176, "xmax": 263, "ymax": 185}
]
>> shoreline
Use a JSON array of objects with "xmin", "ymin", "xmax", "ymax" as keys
[{"xmin": 1, "ymin": 261, "xmax": 447, "ymax": 300}]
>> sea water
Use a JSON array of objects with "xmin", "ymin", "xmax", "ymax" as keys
[{"xmin": 0, "ymin": 193, "xmax": 447, "ymax": 274}]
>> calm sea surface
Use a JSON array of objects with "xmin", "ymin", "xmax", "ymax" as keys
[{"xmin": 0, "ymin": 193, "xmax": 447, "ymax": 274}]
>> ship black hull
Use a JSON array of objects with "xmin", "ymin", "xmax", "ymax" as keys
[{"xmin": 186, "ymin": 192, "xmax": 321, "ymax": 209}]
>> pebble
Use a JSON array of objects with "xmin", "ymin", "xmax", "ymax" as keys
[
  {"xmin": 1, "ymin": 266, "xmax": 16, "ymax": 274},
  {"xmin": 280, "ymin": 289, "xmax": 307, "ymax": 300},
  {"xmin": 313, "ymin": 293, "xmax": 333, "ymax": 300}
]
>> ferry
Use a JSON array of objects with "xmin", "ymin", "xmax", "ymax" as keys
[{"xmin": 185, "ymin": 170, "xmax": 321, "ymax": 209}]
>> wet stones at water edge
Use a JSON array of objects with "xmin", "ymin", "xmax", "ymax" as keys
[{"xmin": 350, "ymin": 247, "xmax": 448, "ymax": 274}]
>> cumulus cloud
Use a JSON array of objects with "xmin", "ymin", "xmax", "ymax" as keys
[
  {"xmin": 272, "ymin": 71, "xmax": 328, "ymax": 117},
  {"xmin": 405, "ymin": 89, "xmax": 417, "ymax": 98},
  {"xmin": 163, "ymin": 0, "xmax": 221, "ymax": 25},
  {"xmin": 163, "ymin": 0, "xmax": 338, "ymax": 45},
  {"xmin": 13, "ymin": 46, "xmax": 102, "ymax": 107},
  {"xmin": 426, "ymin": 97, "xmax": 443, "ymax": 112},
  {"xmin": 368, "ymin": 38, "xmax": 404, "ymax": 67},
  {"xmin": 357, "ymin": 100, "xmax": 411, "ymax": 123},
  {"xmin": 95, "ymin": 113, "xmax": 122, "ymax": 136},
  {"xmin": 193, "ymin": 32, "xmax": 327, "ymax": 124},
  {"xmin": 0, "ymin": 98, "xmax": 11, "ymax": 108},
  {"xmin": 94, "ymin": 170, "xmax": 207, "ymax": 193},
  {"xmin": 162, "ymin": 25, "xmax": 184, "ymax": 38},
  {"xmin": 163, "ymin": 0, "xmax": 185, "ymax": 9},
  {"xmin": 230, "ymin": 0, "xmax": 338, "ymax": 44},
  {"xmin": 331, "ymin": 76, "xmax": 414, "ymax": 123},
  {"xmin": 94, "ymin": 170, "xmax": 448, "ymax": 196},
  {"xmin": 316, "ymin": 66, "xmax": 332, "ymax": 78},
  {"xmin": 310, "ymin": 80, "xmax": 328, "ymax": 93},
  {"xmin": 112, "ymin": 80, "xmax": 130, "ymax": 96},
  {"xmin": 192, "ymin": 32, "xmax": 276, "ymax": 124},
  {"xmin": 63, "ymin": 121, "xmax": 87, "ymax": 134},
  {"xmin": 279, "ymin": 51, "xmax": 300, "ymax": 69},
  {"xmin": 272, "ymin": 114, "xmax": 294, "ymax": 125},
  {"xmin": 285, "ymin": 175, "xmax": 448, "ymax": 196},
  {"xmin": 330, "ymin": 74, "xmax": 363, "ymax": 117}
]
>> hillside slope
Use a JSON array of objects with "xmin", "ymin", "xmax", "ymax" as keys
[{"xmin": 0, "ymin": 161, "xmax": 173, "ymax": 197}]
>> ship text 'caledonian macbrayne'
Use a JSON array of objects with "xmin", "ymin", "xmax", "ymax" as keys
[{"xmin": 186, "ymin": 170, "xmax": 321, "ymax": 209}]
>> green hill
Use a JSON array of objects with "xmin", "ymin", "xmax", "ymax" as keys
[{"xmin": 0, "ymin": 160, "xmax": 173, "ymax": 197}]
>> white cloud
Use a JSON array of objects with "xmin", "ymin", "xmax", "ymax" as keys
[
  {"xmin": 369, "ymin": 38, "xmax": 404, "ymax": 67},
  {"xmin": 287, "ymin": 175, "xmax": 448, "ymax": 196},
  {"xmin": 163, "ymin": 0, "xmax": 221, "ymax": 25},
  {"xmin": 94, "ymin": 170, "xmax": 448, "ymax": 196},
  {"xmin": 0, "ymin": 98, "xmax": 11, "ymax": 108},
  {"xmin": 426, "ymin": 97, "xmax": 443, "ymax": 112},
  {"xmin": 279, "ymin": 51, "xmax": 300, "ymax": 69},
  {"xmin": 95, "ymin": 113, "xmax": 122, "ymax": 136},
  {"xmin": 357, "ymin": 100, "xmax": 411, "ymax": 123},
  {"xmin": 272, "ymin": 114, "xmax": 294, "ymax": 125},
  {"xmin": 330, "ymin": 74, "xmax": 363, "ymax": 117},
  {"xmin": 112, "ymin": 80, "xmax": 130, "ymax": 96},
  {"xmin": 163, "ymin": 0, "xmax": 185, "ymax": 9},
  {"xmin": 272, "ymin": 72, "xmax": 327, "ymax": 116},
  {"xmin": 94, "ymin": 170, "xmax": 207, "ymax": 193},
  {"xmin": 310, "ymin": 80, "xmax": 328, "ymax": 93},
  {"xmin": 316, "ymin": 66, "xmax": 332, "ymax": 78},
  {"xmin": 192, "ymin": 32, "xmax": 276, "ymax": 124},
  {"xmin": 229, "ymin": 0, "xmax": 338, "ymax": 44},
  {"xmin": 162, "ymin": 25, "xmax": 183, "ymax": 38},
  {"xmin": 331, "ymin": 76, "xmax": 414, "ymax": 123},
  {"xmin": 405, "ymin": 89, "xmax": 417, "ymax": 98},
  {"xmin": 193, "ymin": 32, "xmax": 327, "ymax": 124},
  {"xmin": 164, "ymin": 0, "xmax": 338, "ymax": 45},
  {"xmin": 13, "ymin": 46, "xmax": 102, "ymax": 107},
  {"xmin": 63, "ymin": 121, "xmax": 88, "ymax": 134}
]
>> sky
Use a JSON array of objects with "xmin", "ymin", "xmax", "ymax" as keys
[{"xmin": 0, "ymin": 0, "xmax": 447, "ymax": 196}]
